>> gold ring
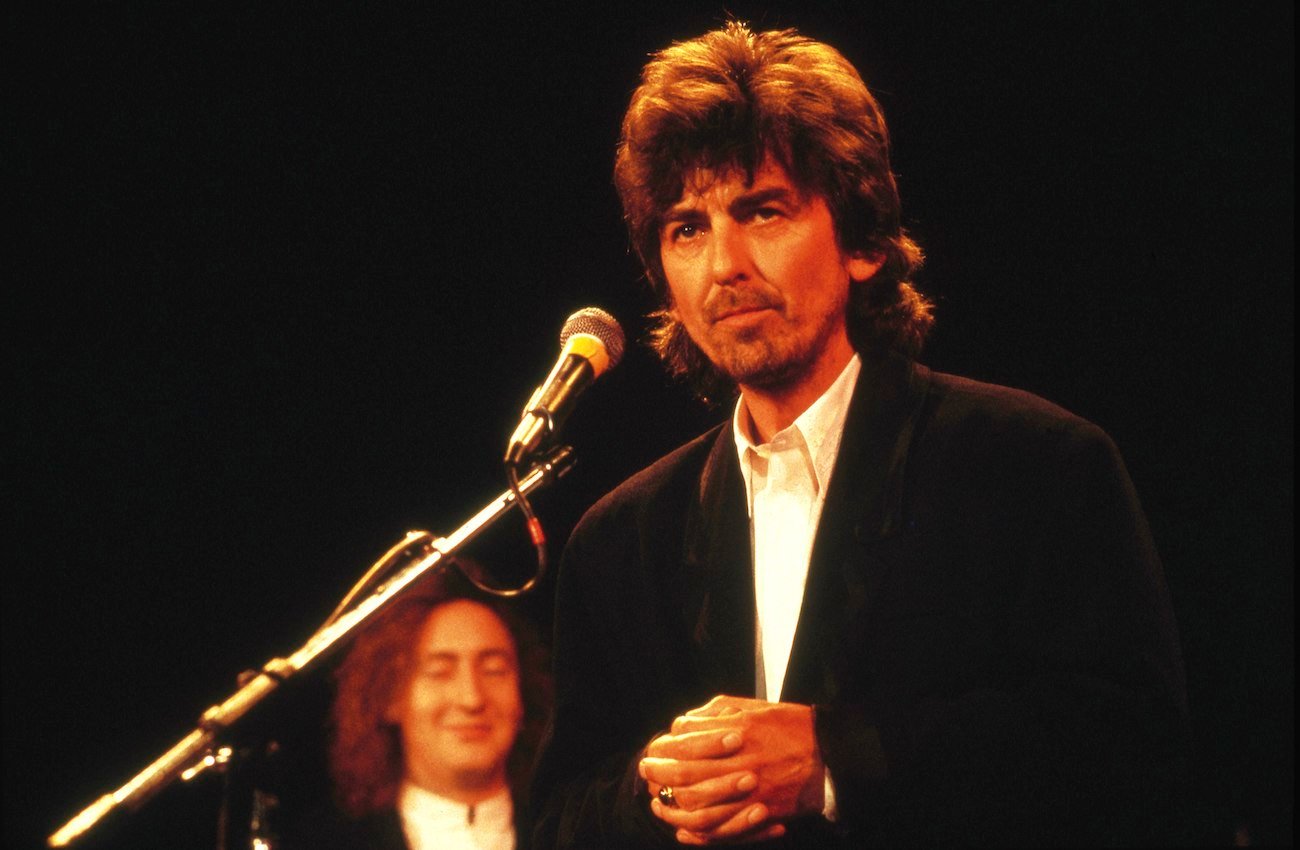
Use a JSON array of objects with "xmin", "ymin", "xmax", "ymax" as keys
[{"xmin": 657, "ymin": 785, "xmax": 677, "ymax": 807}]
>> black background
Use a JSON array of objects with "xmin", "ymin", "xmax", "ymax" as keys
[{"xmin": 7, "ymin": 2, "xmax": 1292, "ymax": 847}]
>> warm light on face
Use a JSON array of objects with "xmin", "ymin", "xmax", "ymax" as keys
[
  {"xmin": 387, "ymin": 600, "xmax": 524, "ymax": 802},
  {"xmin": 657, "ymin": 158, "xmax": 881, "ymax": 397}
]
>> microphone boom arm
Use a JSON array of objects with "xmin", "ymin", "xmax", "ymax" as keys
[{"xmin": 48, "ymin": 445, "xmax": 576, "ymax": 848}]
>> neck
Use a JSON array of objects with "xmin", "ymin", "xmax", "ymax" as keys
[
  {"xmin": 407, "ymin": 769, "xmax": 508, "ymax": 806},
  {"xmin": 739, "ymin": 341, "xmax": 855, "ymax": 444}
]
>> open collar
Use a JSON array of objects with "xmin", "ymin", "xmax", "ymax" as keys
[{"xmin": 679, "ymin": 351, "xmax": 932, "ymax": 703}]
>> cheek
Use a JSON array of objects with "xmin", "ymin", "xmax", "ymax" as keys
[
  {"xmin": 490, "ymin": 680, "xmax": 524, "ymax": 722},
  {"xmin": 668, "ymin": 289, "xmax": 711, "ymax": 336},
  {"xmin": 403, "ymin": 682, "xmax": 449, "ymax": 718},
  {"xmin": 661, "ymin": 258, "xmax": 704, "ymax": 309}
]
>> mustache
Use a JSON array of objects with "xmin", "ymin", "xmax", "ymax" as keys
[{"xmin": 704, "ymin": 288, "xmax": 783, "ymax": 322}]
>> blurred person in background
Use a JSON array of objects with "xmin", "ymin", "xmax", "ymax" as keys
[{"xmin": 303, "ymin": 569, "xmax": 550, "ymax": 850}]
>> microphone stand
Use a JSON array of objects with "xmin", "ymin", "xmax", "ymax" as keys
[{"xmin": 48, "ymin": 445, "xmax": 575, "ymax": 848}]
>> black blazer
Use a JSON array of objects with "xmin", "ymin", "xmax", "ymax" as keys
[
  {"xmin": 288, "ymin": 807, "xmax": 410, "ymax": 850},
  {"xmin": 530, "ymin": 353, "xmax": 1189, "ymax": 848}
]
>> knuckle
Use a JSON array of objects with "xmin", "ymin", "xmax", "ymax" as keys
[
  {"xmin": 682, "ymin": 809, "xmax": 720, "ymax": 831},
  {"xmin": 678, "ymin": 809, "xmax": 710, "ymax": 830}
]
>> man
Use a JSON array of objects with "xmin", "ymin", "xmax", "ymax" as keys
[
  {"xmin": 531, "ymin": 22, "xmax": 1188, "ymax": 848},
  {"xmin": 312, "ymin": 573, "xmax": 550, "ymax": 850}
]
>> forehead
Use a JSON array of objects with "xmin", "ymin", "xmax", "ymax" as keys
[
  {"xmin": 671, "ymin": 157, "xmax": 807, "ymax": 209},
  {"xmin": 414, "ymin": 600, "xmax": 516, "ymax": 657}
]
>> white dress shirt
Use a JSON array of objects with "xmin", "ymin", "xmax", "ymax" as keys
[
  {"xmin": 398, "ymin": 782, "xmax": 514, "ymax": 850},
  {"xmin": 734, "ymin": 354, "xmax": 860, "ymax": 702},
  {"xmin": 733, "ymin": 353, "xmax": 860, "ymax": 820}
]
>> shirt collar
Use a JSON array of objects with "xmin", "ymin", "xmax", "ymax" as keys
[
  {"xmin": 398, "ymin": 780, "xmax": 513, "ymax": 829},
  {"xmin": 733, "ymin": 353, "xmax": 862, "ymax": 506}
]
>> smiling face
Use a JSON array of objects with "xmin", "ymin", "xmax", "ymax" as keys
[
  {"xmin": 658, "ymin": 158, "xmax": 882, "ymax": 398},
  {"xmin": 386, "ymin": 600, "xmax": 523, "ymax": 802}
]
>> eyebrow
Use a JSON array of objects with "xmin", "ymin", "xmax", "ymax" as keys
[
  {"xmin": 662, "ymin": 186, "xmax": 801, "ymax": 226},
  {"xmin": 730, "ymin": 187, "xmax": 799, "ymax": 214}
]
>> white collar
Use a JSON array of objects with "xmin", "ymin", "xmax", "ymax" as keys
[
  {"xmin": 398, "ymin": 780, "xmax": 513, "ymax": 830},
  {"xmin": 732, "ymin": 354, "xmax": 861, "ymax": 506}
]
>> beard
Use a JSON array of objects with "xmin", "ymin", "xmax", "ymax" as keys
[{"xmin": 701, "ymin": 306, "xmax": 844, "ymax": 391}]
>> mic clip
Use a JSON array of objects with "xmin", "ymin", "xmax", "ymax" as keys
[{"xmin": 515, "ymin": 405, "xmax": 558, "ymax": 464}]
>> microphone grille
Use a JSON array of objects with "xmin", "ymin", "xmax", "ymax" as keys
[{"xmin": 560, "ymin": 307, "xmax": 626, "ymax": 369}]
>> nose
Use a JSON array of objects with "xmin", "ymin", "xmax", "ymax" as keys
[
  {"xmin": 709, "ymin": 219, "xmax": 750, "ymax": 285},
  {"xmin": 450, "ymin": 667, "xmax": 486, "ymax": 711}
]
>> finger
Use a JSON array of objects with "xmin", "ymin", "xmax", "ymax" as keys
[
  {"xmin": 672, "ymin": 712, "xmax": 742, "ymax": 735},
  {"xmin": 673, "ymin": 802, "xmax": 774, "ymax": 843},
  {"xmin": 647, "ymin": 728, "xmax": 743, "ymax": 759},
  {"xmin": 676, "ymin": 822, "xmax": 786, "ymax": 846},
  {"xmin": 684, "ymin": 695, "xmax": 749, "ymax": 717},
  {"xmin": 641, "ymin": 756, "xmax": 744, "ymax": 788},
  {"xmin": 651, "ymin": 798, "xmax": 749, "ymax": 833},
  {"xmin": 670, "ymin": 770, "xmax": 757, "ymax": 811}
]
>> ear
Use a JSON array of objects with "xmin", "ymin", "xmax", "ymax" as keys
[{"xmin": 846, "ymin": 251, "xmax": 885, "ymax": 283}]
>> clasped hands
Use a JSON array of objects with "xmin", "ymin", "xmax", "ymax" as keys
[{"xmin": 639, "ymin": 695, "xmax": 825, "ymax": 845}]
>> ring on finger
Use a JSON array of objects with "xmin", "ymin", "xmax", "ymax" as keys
[{"xmin": 657, "ymin": 785, "xmax": 678, "ymax": 807}]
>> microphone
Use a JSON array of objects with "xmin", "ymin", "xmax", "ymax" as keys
[{"xmin": 505, "ymin": 307, "xmax": 625, "ymax": 467}]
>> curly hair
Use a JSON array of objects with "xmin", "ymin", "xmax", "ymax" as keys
[
  {"xmin": 328, "ymin": 568, "xmax": 551, "ymax": 817},
  {"xmin": 615, "ymin": 21, "xmax": 933, "ymax": 401}
]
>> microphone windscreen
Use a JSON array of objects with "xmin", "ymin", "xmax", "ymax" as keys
[{"xmin": 560, "ymin": 307, "xmax": 626, "ymax": 370}]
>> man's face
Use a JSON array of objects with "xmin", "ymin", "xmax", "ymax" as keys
[
  {"xmin": 387, "ymin": 600, "xmax": 523, "ymax": 798},
  {"xmin": 658, "ymin": 158, "xmax": 881, "ymax": 392}
]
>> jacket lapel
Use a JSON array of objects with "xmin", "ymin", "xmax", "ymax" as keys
[
  {"xmin": 782, "ymin": 352, "xmax": 931, "ymax": 704},
  {"xmin": 679, "ymin": 422, "xmax": 757, "ymax": 698}
]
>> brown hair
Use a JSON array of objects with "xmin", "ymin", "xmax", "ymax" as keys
[
  {"xmin": 328, "ymin": 568, "xmax": 551, "ymax": 817},
  {"xmin": 615, "ymin": 21, "xmax": 933, "ymax": 401}
]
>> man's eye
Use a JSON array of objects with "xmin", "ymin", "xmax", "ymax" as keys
[
  {"xmin": 754, "ymin": 207, "xmax": 780, "ymax": 221},
  {"xmin": 672, "ymin": 223, "xmax": 700, "ymax": 241}
]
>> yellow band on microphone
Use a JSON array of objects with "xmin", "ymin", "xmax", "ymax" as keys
[{"xmin": 561, "ymin": 333, "xmax": 611, "ymax": 377}]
